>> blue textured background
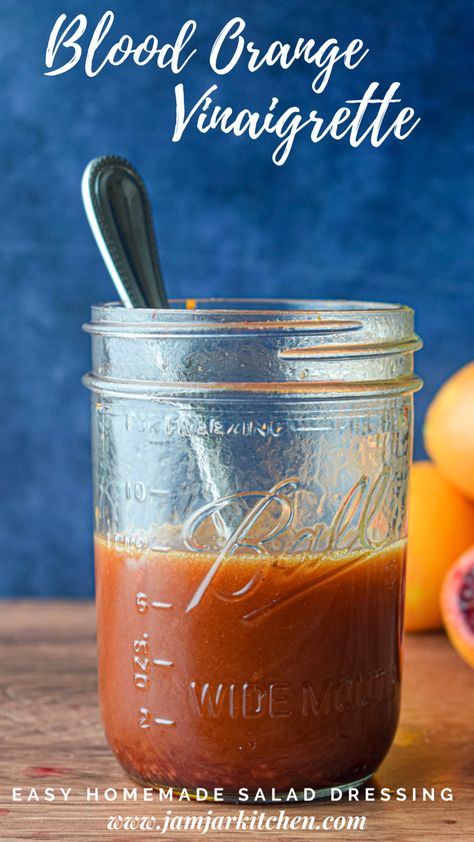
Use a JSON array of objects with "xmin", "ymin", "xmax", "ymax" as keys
[{"xmin": 1, "ymin": 0, "xmax": 473, "ymax": 595}]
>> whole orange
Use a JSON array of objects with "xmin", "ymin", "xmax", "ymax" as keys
[
  {"xmin": 424, "ymin": 361, "xmax": 474, "ymax": 500},
  {"xmin": 405, "ymin": 461, "xmax": 474, "ymax": 631}
]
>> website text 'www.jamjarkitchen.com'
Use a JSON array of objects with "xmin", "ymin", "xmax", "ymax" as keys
[{"xmin": 106, "ymin": 810, "xmax": 367, "ymax": 833}]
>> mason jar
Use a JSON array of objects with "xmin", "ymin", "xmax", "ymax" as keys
[{"xmin": 83, "ymin": 298, "xmax": 422, "ymax": 801}]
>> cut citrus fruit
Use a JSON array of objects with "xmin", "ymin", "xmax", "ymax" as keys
[{"xmin": 441, "ymin": 546, "xmax": 474, "ymax": 669}]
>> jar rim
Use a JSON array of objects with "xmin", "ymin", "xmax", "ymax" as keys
[
  {"xmin": 85, "ymin": 298, "xmax": 417, "ymax": 337},
  {"xmin": 83, "ymin": 297, "xmax": 422, "ymax": 399},
  {"xmin": 90, "ymin": 297, "xmax": 412, "ymax": 318}
]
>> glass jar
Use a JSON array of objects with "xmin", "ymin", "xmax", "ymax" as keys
[{"xmin": 83, "ymin": 298, "xmax": 422, "ymax": 801}]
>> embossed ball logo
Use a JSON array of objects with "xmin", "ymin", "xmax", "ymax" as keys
[{"xmin": 182, "ymin": 468, "xmax": 393, "ymax": 615}]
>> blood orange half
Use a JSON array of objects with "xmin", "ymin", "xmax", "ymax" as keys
[{"xmin": 441, "ymin": 546, "xmax": 474, "ymax": 669}]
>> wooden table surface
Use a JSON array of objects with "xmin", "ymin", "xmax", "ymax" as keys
[{"xmin": 0, "ymin": 602, "xmax": 473, "ymax": 841}]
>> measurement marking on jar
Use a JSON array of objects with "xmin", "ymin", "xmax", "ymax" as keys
[
  {"xmin": 106, "ymin": 532, "xmax": 148, "ymax": 551},
  {"xmin": 125, "ymin": 480, "xmax": 171, "ymax": 502},
  {"xmin": 153, "ymin": 658, "xmax": 174, "ymax": 667},
  {"xmin": 149, "ymin": 544, "xmax": 172, "ymax": 553},
  {"xmin": 136, "ymin": 592, "xmax": 174, "ymax": 613},
  {"xmin": 293, "ymin": 425, "xmax": 332, "ymax": 432},
  {"xmin": 139, "ymin": 708, "xmax": 176, "ymax": 728},
  {"xmin": 133, "ymin": 636, "xmax": 151, "ymax": 689}
]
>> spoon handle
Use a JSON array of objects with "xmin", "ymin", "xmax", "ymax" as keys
[{"xmin": 82, "ymin": 155, "xmax": 169, "ymax": 309}]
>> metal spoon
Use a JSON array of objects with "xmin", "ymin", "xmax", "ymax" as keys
[
  {"xmin": 82, "ymin": 157, "xmax": 237, "ymax": 541},
  {"xmin": 81, "ymin": 155, "xmax": 169, "ymax": 309}
]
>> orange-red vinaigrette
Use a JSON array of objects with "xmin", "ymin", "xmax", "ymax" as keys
[{"xmin": 95, "ymin": 537, "xmax": 405, "ymax": 795}]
